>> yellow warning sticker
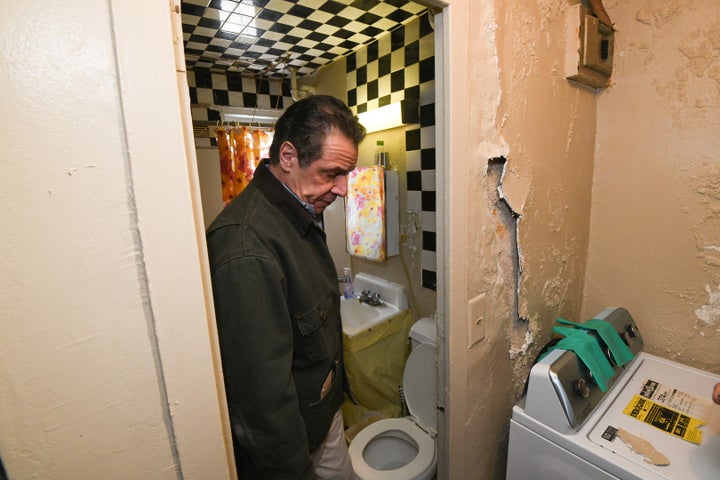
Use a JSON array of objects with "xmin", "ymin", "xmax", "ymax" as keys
[{"xmin": 623, "ymin": 394, "xmax": 706, "ymax": 444}]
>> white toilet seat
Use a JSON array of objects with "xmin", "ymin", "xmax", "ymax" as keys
[{"xmin": 349, "ymin": 417, "xmax": 436, "ymax": 480}]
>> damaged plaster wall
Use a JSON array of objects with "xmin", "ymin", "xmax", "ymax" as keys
[
  {"xmin": 453, "ymin": 0, "xmax": 597, "ymax": 478},
  {"xmin": 582, "ymin": 0, "xmax": 720, "ymax": 371}
]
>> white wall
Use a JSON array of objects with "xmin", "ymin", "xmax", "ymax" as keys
[{"xmin": 0, "ymin": 0, "xmax": 232, "ymax": 478}]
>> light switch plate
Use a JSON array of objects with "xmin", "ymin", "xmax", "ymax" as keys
[{"xmin": 468, "ymin": 293, "xmax": 487, "ymax": 348}]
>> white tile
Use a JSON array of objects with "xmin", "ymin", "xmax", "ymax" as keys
[
  {"xmin": 211, "ymin": 73, "xmax": 228, "ymax": 90},
  {"xmin": 406, "ymin": 150, "xmax": 421, "ymax": 171},
  {"xmin": 421, "ymin": 211, "xmax": 436, "ymax": 232},
  {"xmin": 421, "ymin": 169, "xmax": 436, "ymax": 190},
  {"xmin": 407, "ymin": 191, "xmax": 421, "ymax": 211},
  {"xmin": 420, "ymin": 126, "xmax": 436, "ymax": 149}
]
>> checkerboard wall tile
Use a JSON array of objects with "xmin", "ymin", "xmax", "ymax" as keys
[
  {"xmin": 346, "ymin": 11, "xmax": 436, "ymax": 290},
  {"xmin": 187, "ymin": 69, "xmax": 292, "ymax": 147}
]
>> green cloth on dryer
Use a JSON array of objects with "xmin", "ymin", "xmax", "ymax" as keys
[
  {"xmin": 551, "ymin": 326, "xmax": 616, "ymax": 392},
  {"xmin": 556, "ymin": 317, "xmax": 635, "ymax": 367}
]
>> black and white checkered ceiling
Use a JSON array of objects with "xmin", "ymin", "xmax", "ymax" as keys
[{"xmin": 181, "ymin": 0, "xmax": 427, "ymax": 78}]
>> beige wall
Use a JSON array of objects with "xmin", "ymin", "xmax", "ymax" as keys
[
  {"xmin": 581, "ymin": 1, "xmax": 720, "ymax": 370},
  {"xmin": 0, "ymin": 0, "xmax": 232, "ymax": 478},
  {"xmin": 442, "ymin": 0, "xmax": 597, "ymax": 477}
]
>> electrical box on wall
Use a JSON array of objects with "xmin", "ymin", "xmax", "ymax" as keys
[{"xmin": 565, "ymin": 3, "xmax": 615, "ymax": 89}]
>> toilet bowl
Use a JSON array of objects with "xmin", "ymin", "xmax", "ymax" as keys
[{"xmin": 349, "ymin": 318, "xmax": 437, "ymax": 480}]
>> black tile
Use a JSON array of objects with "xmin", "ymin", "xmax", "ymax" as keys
[
  {"xmin": 367, "ymin": 79, "xmax": 378, "ymax": 100},
  {"xmin": 357, "ymin": 102, "xmax": 368, "ymax": 114},
  {"xmin": 195, "ymin": 69, "xmax": 212, "ymax": 88},
  {"xmin": 421, "ymin": 191, "xmax": 436, "ymax": 211},
  {"xmin": 188, "ymin": 87, "xmax": 198, "ymax": 104},
  {"xmin": 351, "ymin": 0, "xmax": 381, "ymax": 11},
  {"xmin": 391, "ymin": 26, "xmax": 405, "ymax": 51},
  {"xmin": 258, "ymin": 9, "xmax": 283, "ymax": 22},
  {"xmin": 328, "ymin": 15, "xmax": 351, "ymax": 28},
  {"xmin": 182, "ymin": 23, "xmax": 195, "ymax": 34},
  {"xmin": 256, "ymin": 37, "xmax": 275, "ymax": 47},
  {"xmin": 270, "ymin": 94, "xmax": 284, "ymax": 109},
  {"xmin": 387, "ymin": 9, "xmax": 412, "ymax": 24},
  {"xmin": 313, "ymin": 41, "xmax": 334, "ymax": 51},
  {"xmin": 269, "ymin": 23, "xmax": 292, "ymax": 34},
  {"xmin": 422, "ymin": 230, "xmax": 437, "ymax": 251},
  {"xmin": 288, "ymin": 4, "xmax": 314, "ymax": 18},
  {"xmin": 405, "ymin": 40, "xmax": 419, "ymax": 66},
  {"xmin": 243, "ymin": 92, "xmax": 258, "ymax": 108},
  {"xmin": 390, "ymin": 69, "xmax": 404, "ymax": 92},
  {"xmin": 280, "ymin": 34, "xmax": 302, "ymax": 45},
  {"xmin": 267, "ymin": 47, "xmax": 286, "ymax": 57},
  {"xmin": 190, "ymin": 34, "xmax": 213, "ymax": 43},
  {"xmin": 367, "ymin": 41, "xmax": 378, "ymax": 62},
  {"xmin": 421, "ymin": 148, "xmax": 436, "ymax": 169},
  {"xmin": 199, "ymin": 17, "xmax": 222, "ymax": 29},
  {"xmin": 318, "ymin": 1, "xmax": 345, "ymax": 15},
  {"xmin": 308, "ymin": 31, "xmax": 329, "ymax": 42},
  {"xmin": 357, "ymin": 12, "xmax": 382, "ymax": 25},
  {"xmin": 421, "ymin": 269, "xmax": 437, "ymax": 291},
  {"xmin": 378, "ymin": 94, "xmax": 391, "ymax": 107},
  {"xmin": 378, "ymin": 54, "xmax": 391, "ymax": 76},
  {"xmin": 206, "ymin": 44, "xmax": 225, "ymax": 53},
  {"xmin": 256, "ymin": 78, "xmax": 270, "ymax": 94},
  {"xmin": 420, "ymin": 103, "xmax": 435, "ymax": 127},
  {"xmin": 404, "ymin": 85, "xmax": 420, "ymax": 100},
  {"xmin": 281, "ymin": 79, "xmax": 292, "ymax": 96},
  {"xmin": 290, "ymin": 45, "xmax": 310, "ymax": 54},
  {"xmin": 407, "ymin": 170, "xmax": 422, "ymax": 191},
  {"xmin": 182, "ymin": 4, "xmax": 206, "ymax": 16},
  {"xmin": 227, "ymin": 73, "xmax": 244, "ymax": 91},
  {"xmin": 405, "ymin": 128, "xmax": 421, "ymax": 151},
  {"xmin": 359, "ymin": 25, "xmax": 383, "ymax": 38},
  {"xmin": 338, "ymin": 40, "xmax": 357, "ymax": 50},
  {"xmin": 347, "ymin": 88, "xmax": 357, "ymax": 107},
  {"xmin": 213, "ymin": 89, "xmax": 229, "ymax": 105},
  {"xmin": 298, "ymin": 19, "xmax": 322, "ymax": 31},
  {"xmin": 215, "ymin": 30, "xmax": 237, "ymax": 40},
  {"xmin": 419, "ymin": 57, "xmax": 434, "ymax": 83},
  {"xmin": 247, "ymin": 0, "xmax": 269, "ymax": 6},
  {"xmin": 420, "ymin": 11, "xmax": 433, "ymax": 37},
  {"xmin": 207, "ymin": 109, "xmax": 221, "ymax": 121},
  {"xmin": 356, "ymin": 65, "xmax": 367, "ymax": 85}
]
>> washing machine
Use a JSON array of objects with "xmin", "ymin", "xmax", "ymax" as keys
[{"xmin": 507, "ymin": 307, "xmax": 720, "ymax": 480}]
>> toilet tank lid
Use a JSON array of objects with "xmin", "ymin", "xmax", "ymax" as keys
[{"xmin": 409, "ymin": 317, "xmax": 436, "ymax": 346}]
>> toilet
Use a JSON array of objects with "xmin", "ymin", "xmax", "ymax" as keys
[{"xmin": 348, "ymin": 317, "xmax": 437, "ymax": 480}]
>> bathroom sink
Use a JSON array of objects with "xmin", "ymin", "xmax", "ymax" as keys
[
  {"xmin": 340, "ymin": 273, "xmax": 408, "ymax": 337},
  {"xmin": 340, "ymin": 298, "xmax": 401, "ymax": 336}
]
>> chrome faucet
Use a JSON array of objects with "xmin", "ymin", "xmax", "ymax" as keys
[{"xmin": 358, "ymin": 289, "xmax": 384, "ymax": 306}]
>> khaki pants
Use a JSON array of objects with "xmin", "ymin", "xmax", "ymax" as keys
[{"xmin": 312, "ymin": 409, "xmax": 354, "ymax": 480}]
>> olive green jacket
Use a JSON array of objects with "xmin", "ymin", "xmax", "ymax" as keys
[{"xmin": 206, "ymin": 163, "xmax": 344, "ymax": 479}]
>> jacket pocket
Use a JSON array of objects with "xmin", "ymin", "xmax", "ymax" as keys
[{"xmin": 293, "ymin": 293, "xmax": 338, "ymax": 364}]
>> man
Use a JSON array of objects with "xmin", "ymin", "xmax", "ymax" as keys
[{"xmin": 206, "ymin": 95, "xmax": 366, "ymax": 479}]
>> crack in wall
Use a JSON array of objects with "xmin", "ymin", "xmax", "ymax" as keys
[{"xmin": 486, "ymin": 157, "xmax": 532, "ymax": 359}]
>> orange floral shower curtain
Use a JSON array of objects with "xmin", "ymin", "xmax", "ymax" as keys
[{"xmin": 216, "ymin": 126, "xmax": 273, "ymax": 206}]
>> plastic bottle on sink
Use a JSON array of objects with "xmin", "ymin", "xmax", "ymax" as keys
[{"xmin": 342, "ymin": 267, "xmax": 355, "ymax": 299}]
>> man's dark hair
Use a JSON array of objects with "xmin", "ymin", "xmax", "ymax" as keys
[{"xmin": 268, "ymin": 95, "xmax": 366, "ymax": 168}]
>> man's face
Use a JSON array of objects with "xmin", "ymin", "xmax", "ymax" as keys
[{"xmin": 282, "ymin": 131, "xmax": 358, "ymax": 214}]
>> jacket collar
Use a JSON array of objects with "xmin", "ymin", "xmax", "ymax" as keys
[{"xmin": 254, "ymin": 161, "xmax": 318, "ymax": 237}]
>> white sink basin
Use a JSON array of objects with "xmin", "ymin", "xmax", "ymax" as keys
[
  {"xmin": 340, "ymin": 273, "xmax": 408, "ymax": 337},
  {"xmin": 341, "ymin": 298, "xmax": 401, "ymax": 336}
]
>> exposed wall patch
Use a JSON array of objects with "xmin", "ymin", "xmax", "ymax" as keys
[
  {"xmin": 695, "ymin": 284, "xmax": 720, "ymax": 326},
  {"xmin": 486, "ymin": 157, "xmax": 533, "ymax": 358}
]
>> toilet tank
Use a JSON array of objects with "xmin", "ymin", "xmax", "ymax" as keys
[{"xmin": 409, "ymin": 317, "xmax": 436, "ymax": 349}]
